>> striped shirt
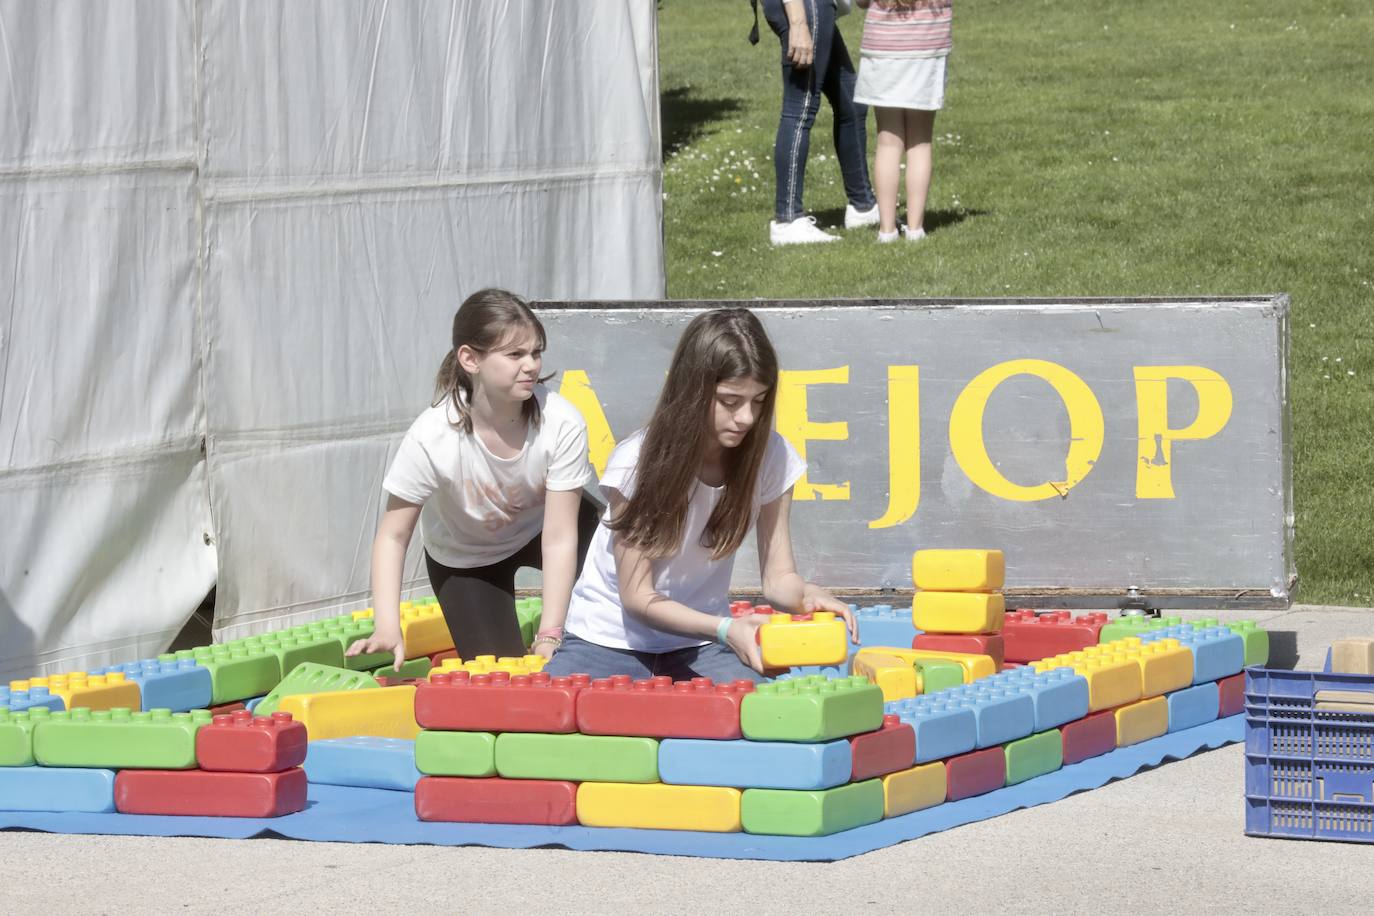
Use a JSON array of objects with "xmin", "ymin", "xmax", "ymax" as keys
[{"xmin": 860, "ymin": 1, "xmax": 953, "ymax": 59}]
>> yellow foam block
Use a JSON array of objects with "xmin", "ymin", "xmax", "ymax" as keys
[
  {"xmin": 278, "ymin": 685, "xmax": 419, "ymax": 740},
  {"xmin": 399, "ymin": 605, "xmax": 455, "ymax": 657},
  {"xmin": 37, "ymin": 672, "xmax": 142, "ymax": 712},
  {"xmin": 1033, "ymin": 648, "xmax": 1142, "ymax": 712},
  {"xmin": 911, "ymin": 592, "xmax": 1005, "ymax": 635},
  {"xmin": 912, "ymin": 549, "xmax": 1005, "ymax": 592},
  {"xmin": 1115, "ymin": 696, "xmax": 1169, "ymax": 747},
  {"xmin": 576, "ymin": 783, "xmax": 742, "ymax": 832},
  {"xmin": 852, "ymin": 652, "xmax": 919, "ymax": 702},
  {"xmin": 759, "ymin": 612, "xmax": 848, "ymax": 667},
  {"xmin": 1106, "ymin": 638, "xmax": 1194, "ymax": 698},
  {"xmin": 883, "ymin": 762, "xmax": 947, "ymax": 817},
  {"xmin": 430, "ymin": 655, "xmax": 547, "ymax": 678},
  {"xmin": 853, "ymin": 646, "xmax": 994, "ymax": 684}
]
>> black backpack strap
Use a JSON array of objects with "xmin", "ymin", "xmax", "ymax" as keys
[{"xmin": 748, "ymin": 0, "xmax": 760, "ymax": 44}]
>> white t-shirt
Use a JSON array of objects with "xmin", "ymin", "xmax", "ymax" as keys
[
  {"xmin": 564, "ymin": 429, "xmax": 806, "ymax": 652},
  {"xmin": 382, "ymin": 386, "xmax": 594, "ymax": 568}
]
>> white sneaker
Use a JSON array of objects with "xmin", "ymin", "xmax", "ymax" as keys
[
  {"xmin": 770, "ymin": 216, "xmax": 840, "ymax": 245},
  {"xmin": 844, "ymin": 202, "xmax": 880, "ymax": 229},
  {"xmin": 877, "ymin": 228, "xmax": 900, "ymax": 244},
  {"xmin": 903, "ymin": 226, "xmax": 927, "ymax": 242}
]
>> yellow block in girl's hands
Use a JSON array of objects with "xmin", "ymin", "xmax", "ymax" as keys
[
  {"xmin": 911, "ymin": 592, "xmax": 1005, "ymax": 634},
  {"xmin": 912, "ymin": 549, "xmax": 1005, "ymax": 592},
  {"xmin": 758, "ymin": 612, "xmax": 849, "ymax": 667}
]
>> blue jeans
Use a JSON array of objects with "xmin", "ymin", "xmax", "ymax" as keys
[
  {"xmin": 543, "ymin": 634, "xmax": 764, "ymax": 684},
  {"xmin": 762, "ymin": 0, "xmax": 876, "ymax": 222}
]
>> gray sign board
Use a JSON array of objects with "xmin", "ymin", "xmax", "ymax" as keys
[{"xmin": 535, "ymin": 297, "xmax": 1293, "ymax": 610}]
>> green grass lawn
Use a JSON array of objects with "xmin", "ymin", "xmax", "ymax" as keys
[{"xmin": 659, "ymin": 0, "xmax": 1374, "ymax": 605}]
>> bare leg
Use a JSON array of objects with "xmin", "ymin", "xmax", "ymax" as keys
[
  {"xmin": 903, "ymin": 108, "xmax": 936, "ymax": 232},
  {"xmin": 873, "ymin": 107, "xmax": 906, "ymax": 234}
]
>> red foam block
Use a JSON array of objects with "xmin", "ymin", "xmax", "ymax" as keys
[
  {"xmin": 913, "ymin": 633, "xmax": 1005, "ymax": 668},
  {"xmin": 415, "ymin": 776, "xmax": 578, "ymax": 825},
  {"xmin": 1218, "ymin": 673, "xmax": 1245, "ymax": 717},
  {"xmin": 195, "ymin": 710, "xmax": 307, "ymax": 773},
  {"xmin": 206, "ymin": 701, "xmax": 247, "ymax": 716},
  {"xmin": 114, "ymin": 767, "xmax": 307, "ymax": 817},
  {"xmin": 1001, "ymin": 610, "xmax": 1109, "ymax": 664},
  {"xmin": 429, "ymin": 649, "xmax": 459, "ymax": 667},
  {"xmin": 850, "ymin": 714, "xmax": 916, "ymax": 781},
  {"xmin": 1061, "ymin": 710, "xmax": 1118, "ymax": 765},
  {"xmin": 415, "ymin": 670, "xmax": 590, "ymax": 733},
  {"xmin": 576, "ymin": 675, "xmax": 755, "ymax": 739},
  {"xmin": 946, "ymin": 747, "xmax": 1007, "ymax": 801}
]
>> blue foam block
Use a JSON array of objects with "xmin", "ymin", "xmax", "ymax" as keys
[
  {"xmin": 90, "ymin": 659, "xmax": 212, "ymax": 712},
  {"xmin": 245, "ymin": 696, "xmax": 266, "ymax": 713},
  {"xmin": 981, "ymin": 667, "xmax": 1090, "ymax": 732},
  {"xmin": 853, "ymin": 604, "xmax": 919, "ymax": 650},
  {"xmin": 305, "ymin": 737, "xmax": 421, "ymax": 792},
  {"xmin": 0, "ymin": 766, "xmax": 116, "ymax": 812},
  {"xmin": 0, "ymin": 686, "xmax": 65, "ymax": 712},
  {"xmin": 886, "ymin": 698, "xmax": 978, "ymax": 763},
  {"xmin": 659, "ymin": 737, "xmax": 852, "ymax": 790},
  {"xmin": 0, "ymin": 717, "xmax": 1244, "ymax": 861},
  {"xmin": 1167, "ymin": 682, "xmax": 1220, "ymax": 732},
  {"xmin": 1139, "ymin": 626, "xmax": 1244, "ymax": 684}
]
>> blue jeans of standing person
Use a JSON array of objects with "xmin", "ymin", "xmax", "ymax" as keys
[
  {"xmin": 762, "ymin": 0, "xmax": 876, "ymax": 222},
  {"xmin": 543, "ymin": 633, "xmax": 764, "ymax": 684}
]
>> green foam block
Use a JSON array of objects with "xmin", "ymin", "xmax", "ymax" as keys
[
  {"xmin": 175, "ymin": 645, "xmax": 282, "ymax": 705},
  {"xmin": 253, "ymin": 662, "xmax": 380, "ymax": 717},
  {"xmin": 915, "ymin": 659, "xmax": 965, "ymax": 695},
  {"xmin": 494, "ymin": 733, "xmax": 659, "ymax": 783},
  {"xmin": 741, "ymin": 779, "xmax": 885, "ymax": 836},
  {"xmin": 0, "ymin": 708, "xmax": 46, "ymax": 767},
  {"xmin": 1004, "ymin": 729, "xmax": 1064, "ymax": 785},
  {"xmin": 372, "ymin": 657, "xmax": 432, "ymax": 679},
  {"xmin": 32, "ymin": 708, "xmax": 212, "ymax": 769},
  {"xmin": 415, "ymin": 730, "xmax": 496, "ymax": 777},
  {"xmin": 741, "ymin": 675, "xmax": 884, "ymax": 742}
]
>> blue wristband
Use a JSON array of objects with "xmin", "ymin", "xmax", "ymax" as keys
[{"xmin": 716, "ymin": 616, "xmax": 734, "ymax": 645}]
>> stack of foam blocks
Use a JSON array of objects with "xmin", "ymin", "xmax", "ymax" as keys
[
  {"xmin": 0, "ymin": 707, "xmax": 308, "ymax": 816},
  {"xmin": 911, "ymin": 549, "xmax": 1007, "ymax": 668}
]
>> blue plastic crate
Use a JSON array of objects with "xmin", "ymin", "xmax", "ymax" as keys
[{"xmin": 1244, "ymin": 666, "xmax": 1374, "ymax": 843}]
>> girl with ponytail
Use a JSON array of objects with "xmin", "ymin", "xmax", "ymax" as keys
[{"xmin": 347, "ymin": 289, "xmax": 599, "ymax": 668}]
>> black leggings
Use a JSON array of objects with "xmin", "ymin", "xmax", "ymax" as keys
[{"xmin": 424, "ymin": 494, "xmax": 601, "ymax": 658}]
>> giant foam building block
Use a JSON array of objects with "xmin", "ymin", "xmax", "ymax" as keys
[
  {"xmin": 851, "ymin": 652, "xmax": 918, "ymax": 702},
  {"xmin": 1061, "ymin": 710, "xmax": 1118, "ymax": 764},
  {"xmin": 515, "ymin": 597, "xmax": 543, "ymax": 649},
  {"xmin": 1, "ymin": 684, "xmax": 65, "ymax": 713},
  {"xmin": 1004, "ymin": 730, "xmax": 1063, "ymax": 785},
  {"xmin": 1138, "ymin": 626, "xmax": 1244, "ymax": 684},
  {"xmin": 253, "ymin": 662, "xmax": 379, "ymax": 718},
  {"xmin": 1115, "ymin": 696, "xmax": 1169, "ymax": 747},
  {"xmin": 29, "ymin": 672, "xmax": 141, "ymax": 713},
  {"xmin": 0, "ymin": 708, "xmax": 44, "ymax": 766},
  {"xmin": 912, "ymin": 549, "xmax": 1005, "ymax": 592},
  {"xmin": 974, "ymin": 667, "xmax": 1090, "ymax": 732},
  {"xmin": 758, "ymin": 612, "xmax": 848, "ymax": 667},
  {"xmin": 577, "ymin": 783, "xmax": 743, "ymax": 833},
  {"xmin": 416, "ymin": 671, "xmax": 589, "ymax": 733},
  {"xmin": 1167, "ymin": 682, "xmax": 1220, "ymax": 733},
  {"xmin": 576, "ymin": 675, "xmax": 754, "ymax": 739},
  {"xmin": 1217, "ymin": 673, "xmax": 1245, "ymax": 717},
  {"xmin": 854, "ymin": 646, "xmax": 996, "ymax": 684},
  {"xmin": 930, "ymin": 682, "xmax": 1035, "ymax": 748},
  {"xmin": 913, "ymin": 633, "xmax": 1005, "ymax": 668},
  {"xmin": 1097, "ymin": 614, "xmax": 1183, "ymax": 645},
  {"xmin": 882, "ymin": 761, "xmax": 946, "ymax": 817},
  {"xmin": 352, "ymin": 605, "xmax": 456, "ymax": 659},
  {"xmin": 885, "ymin": 696, "xmax": 978, "ymax": 763},
  {"xmin": 415, "ymin": 776, "xmax": 578, "ymax": 825},
  {"xmin": 414, "ymin": 730, "xmax": 497, "ymax": 777},
  {"xmin": 1001, "ymin": 610, "xmax": 1109, "ymax": 664},
  {"xmin": 278, "ymin": 685, "xmax": 419, "ymax": 741},
  {"xmin": 114, "ymin": 768, "xmax": 307, "ymax": 817},
  {"xmin": 849, "ymin": 715, "xmax": 916, "ymax": 781},
  {"xmin": 328, "ymin": 616, "xmax": 394, "ymax": 671},
  {"xmin": 0, "ymin": 765, "xmax": 116, "ymax": 812},
  {"xmin": 914, "ymin": 660, "xmax": 966, "ymax": 695},
  {"xmin": 741, "ymin": 779, "xmax": 884, "ymax": 837},
  {"xmin": 247, "ymin": 630, "xmax": 346, "ymax": 677},
  {"xmin": 372, "ymin": 657, "xmax": 433, "ymax": 680},
  {"xmin": 196, "ymin": 711, "xmax": 308, "ymax": 772},
  {"xmin": 494, "ymin": 733, "xmax": 659, "ymax": 783},
  {"xmin": 90, "ymin": 659, "xmax": 212, "ymax": 712},
  {"xmin": 658, "ymin": 737, "xmax": 852, "ymax": 790},
  {"xmin": 1031, "ymin": 648, "xmax": 1142, "ymax": 711},
  {"xmin": 303, "ymin": 737, "xmax": 421, "ymax": 792},
  {"xmin": 171, "ymin": 644, "xmax": 282, "ymax": 704},
  {"xmin": 946, "ymin": 746, "xmax": 1007, "ymax": 801},
  {"xmin": 740, "ymin": 676, "xmax": 884, "ymax": 743},
  {"xmin": 854, "ymin": 604, "xmax": 919, "ymax": 648},
  {"xmin": 33, "ymin": 708, "xmax": 211, "ymax": 769},
  {"xmin": 1227, "ymin": 620, "xmax": 1270, "ymax": 667},
  {"xmin": 430, "ymin": 655, "xmax": 549, "ymax": 678},
  {"xmin": 1113, "ymin": 638, "xmax": 1194, "ymax": 697},
  {"xmin": 912, "ymin": 592, "xmax": 1005, "ymax": 635}
]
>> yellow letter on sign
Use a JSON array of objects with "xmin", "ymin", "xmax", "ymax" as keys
[
  {"xmin": 557, "ymin": 370, "xmax": 618, "ymax": 477},
  {"xmin": 949, "ymin": 359, "xmax": 1104, "ymax": 501},
  {"xmin": 1133, "ymin": 366, "xmax": 1233, "ymax": 499},
  {"xmin": 775, "ymin": 367, "xmax": 850, "ymax": 501},
  {"xmin": 869, "ymin": 366, "xmax": 920, "ymax": 529}
]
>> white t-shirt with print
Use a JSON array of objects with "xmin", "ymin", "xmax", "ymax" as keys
[
  {"xmin": 564, "ymin": 429, "xmax": 806, "ymax": 652},
  {"xmin": 382, "ymin": 386, "xmax": 595, "ymax": 568}
]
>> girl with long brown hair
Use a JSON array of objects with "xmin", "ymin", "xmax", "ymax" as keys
[
  {"xmin": 346, "ymin": 288, "xmax": 599, "ymax": 668},
  {"xmin": 544, "ymin": 308, "xmax": 857, "ymax": 681}
]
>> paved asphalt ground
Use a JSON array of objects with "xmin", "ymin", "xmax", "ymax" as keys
[{"xmin": 4, "ymin": 605, "xmax": 1373, "ymax": 915}]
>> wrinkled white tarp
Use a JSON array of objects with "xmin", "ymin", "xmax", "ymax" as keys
[{"xmin": 0, "ymin": 0, "xmax": 663, "ymax": 678}]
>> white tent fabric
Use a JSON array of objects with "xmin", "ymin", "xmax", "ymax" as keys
[{"xmin": 0, "ymin": 1, "xmax": 663, "ymax": 679}]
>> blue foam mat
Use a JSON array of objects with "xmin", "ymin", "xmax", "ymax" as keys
[{"xmin": 0, "ymin": 716, "xmax": 1242, "ymax": 861}]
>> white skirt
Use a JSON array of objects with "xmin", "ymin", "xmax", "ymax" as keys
[{"xmin": 854, "ymin": 54, "xmax": 948, "ymax": 111}]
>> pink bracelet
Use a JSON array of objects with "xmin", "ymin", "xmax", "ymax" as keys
[{"xmin": 536, "ymin": 626, "xmax": 565, "ymax": 637}]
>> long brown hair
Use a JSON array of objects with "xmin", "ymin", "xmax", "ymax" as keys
[
  {"xmin": 433, "ymin": 288, "xmax": 548, "ymax": 433},
  {"xmin": 610, "ymin": 308, "xmax": 780, "ymax": 560}
]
